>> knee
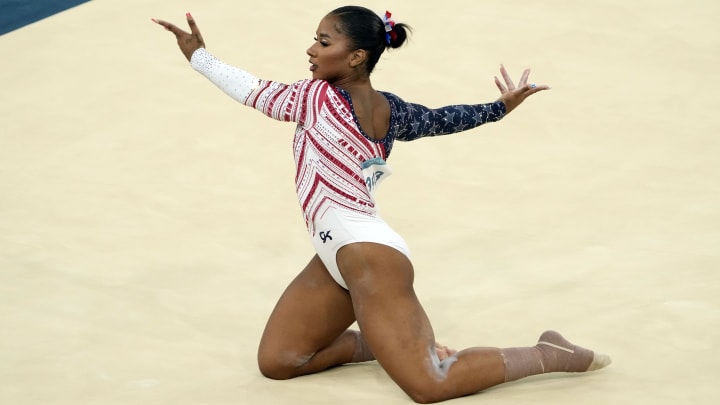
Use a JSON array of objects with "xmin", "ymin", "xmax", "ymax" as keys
[
  {"xmin": 257, "ymin": 359, "xmax": 281, "ymax": 380},
  {"xmin": 257, "ymin": 352, "xmax": 292, "ymax": 380},
  {"xmin": 405, "ymin": 387, "xmax": 444, "ymax": 404},
  {"xmin": 257, "ymin": 348, "xmax": 312, "ymax": 380},
  {"xmin": 401, "ymin": 379, "xmax": 454, "ymax": 404}
]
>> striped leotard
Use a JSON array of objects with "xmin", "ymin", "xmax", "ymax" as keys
[{"xmin": 190, "ymin": 48, "xmax": 505, "ymax": 286}]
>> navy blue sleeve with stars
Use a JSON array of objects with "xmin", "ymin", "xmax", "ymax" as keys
[{"xmin": 383, "ymin": 92, "xmax": 506, "ymax": 142}]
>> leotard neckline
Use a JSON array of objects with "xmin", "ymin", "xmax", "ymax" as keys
[{"xmin": 334, "ymin": 86, "xmax": 396, "ymax": 145}]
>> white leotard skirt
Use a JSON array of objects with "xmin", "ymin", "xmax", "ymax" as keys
[{"xmin": 310, "ymin": 207, "xmax": 411, "ymax": 289}]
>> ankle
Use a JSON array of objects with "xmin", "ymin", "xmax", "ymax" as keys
[{"xmin": 351, "ymin": 331, "xmax": 374, "ymax": 363}]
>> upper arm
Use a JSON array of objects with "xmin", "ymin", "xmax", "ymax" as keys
[
  {"xmin": 394, "ymin": 98, "xmax": 506, "ymax": 141},
  {"xmin": 190, "ymin": 48, "xmax": 311, "ymax": 124},
  {"xmin": 245, "ymin": 80, "xmax": 312, "ymax": 123}
]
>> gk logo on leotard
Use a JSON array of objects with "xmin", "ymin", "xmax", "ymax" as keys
[{"xmin": 319, "ymin": 230, "xmax": 332, "ymax": 243}]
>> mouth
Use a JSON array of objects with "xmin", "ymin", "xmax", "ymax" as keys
[{"xmin": 309, "ymin": 61, "xmax": 318, "ymax": 72}]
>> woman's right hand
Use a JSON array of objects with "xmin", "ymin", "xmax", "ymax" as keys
[{"xmin": 153, "ymin": 13, "xmax": 205, "ymax": 62}]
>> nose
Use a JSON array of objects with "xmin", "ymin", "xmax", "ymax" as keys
[{"xmin": 306, "ymin": 42, "xmax": 317, "ymax": 57}]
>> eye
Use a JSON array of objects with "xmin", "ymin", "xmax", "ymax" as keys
[{"xmin": 313, "ymin": 37, "xmax": 329, "ymax": 47}]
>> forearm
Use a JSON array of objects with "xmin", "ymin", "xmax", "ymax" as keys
[
  {"xmin": 443, "ymin": 101, "xmax": 506, "ymax": 134},
  {"xmin": 190, "ymin": 48, "xmax": 260, "ymax": 104}
]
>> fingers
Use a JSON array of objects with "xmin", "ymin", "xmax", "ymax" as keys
[
  {"xmin": 511, "ymin": 83, "xmax": 550, "ymax": 101},
  {"xmin": 434, "ymin": 342, "xmax": 458, "ymax": 361},
  {"xmin": 523, "ymin": 83, "xmax": 551, "ymax": 94},
  {"xmin": 153, "ymin": 13, "xmax": 206, "ymax": 62},
  {"xmin": 435, "ymin": 345, "xmax": 449, "ymax": 360},
  {"xmin": 498, "ymin": 81, "xmax": 550, "ymax": 114},
  {"xmin": 186, "ymin": 12, "xmax": 201, "ymax": 35},
  {"xmin": 152, "ymin": 13, "xmax": 200, "ymax": 37},
  {"xmin": 500, "ymin": 64, "xmax": 515, "ymax": 90},
  {"xmin": 518, "ymin": 68, "xmax": 530, "ymax": 87},
  {"xmin": 151, "ymin": 18, "xmax": 171, "ymax": 31},
  {"xmin": 494, "ymin": 76, "xmax": 507, "ymax": 94},
  {"xmin": 495, "ymin": 65, "xmax": 550, "ymax": 97},
  {"xmin": 152, "ymin": 18, "xmax": 187, "ymax": 37}
]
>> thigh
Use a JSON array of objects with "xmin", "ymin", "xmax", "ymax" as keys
[
  {"xmin": 258, "ymin": 254, "xmax": 356, "ymax": 364},
  {"xmin": 337, "ymin": 243, "xmax": 443, "ymax": 394}
]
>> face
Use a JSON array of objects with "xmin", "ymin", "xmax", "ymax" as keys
[{"xmin": 306, "ymin": 15, "xmax": 359, "ymax": 83}]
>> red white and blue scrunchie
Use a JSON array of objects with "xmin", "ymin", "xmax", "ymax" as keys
[{"xmin": 383, "ymin": 11, "xmax": 397, "ymax": 44}]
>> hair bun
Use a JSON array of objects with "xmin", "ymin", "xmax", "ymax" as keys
[{"xmin": 382, "ymin": 11, "xmax": 410, "ymax": 49}]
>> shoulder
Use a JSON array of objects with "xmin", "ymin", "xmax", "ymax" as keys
[
  {"xmin": 379, "ymin": 90, "xmax": 404, "ymax": 105},
  {"xmin": 282, "ymin": 78, "xmax": 323, "ymax": 90},
  {"xmin": 379, "ymin": 91, "xmax": 429, "ymax": 123},
  {"xmin": 379, "ymin": 91, "xmax": 426, "ymax": 113},
  {"xmin": 287, "ymin": 79, "xmax": 341, "ymax": 99}
]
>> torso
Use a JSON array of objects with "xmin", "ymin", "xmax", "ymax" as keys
[{"xmin": 291, "ymin": 82, "xmax": 393, "ymax": 233}]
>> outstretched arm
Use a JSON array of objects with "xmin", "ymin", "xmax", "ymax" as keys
[
  {"xmin": 153, "ymin": 13, "xmax": 261, "ymax": 105},
  {"xmin": 393, "ymin": 65, "xmax": 549, "ymax": 141},
  {"xmin": 153, "ymin": 14, "xmax": 309, "ymax": 123},
  {"xmin": 494, "ymin": 64, "xmax": 550, "ymax": 114}
]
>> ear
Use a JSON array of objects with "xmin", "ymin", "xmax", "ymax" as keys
[{"xmin": 349, "ymin": 49, "xmax": 367, "ymax": 69}]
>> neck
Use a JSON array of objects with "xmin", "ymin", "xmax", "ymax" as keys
[
  {"xmin": 331, "ymin": 70, "xmax": 373, "ymax": 95},
  {"xmin": 335, "ymin": 79, "xmax": 373, "ymax": 96}
]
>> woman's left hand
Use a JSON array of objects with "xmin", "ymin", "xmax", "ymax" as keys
[{"xmin": 494, "ymin": 64, "xmax": 550, "ymax": 114}]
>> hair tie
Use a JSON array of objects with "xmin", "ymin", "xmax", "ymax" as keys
[{"xmin": 383, "ymin": 10, "xmax": 397, "ymax": 45}]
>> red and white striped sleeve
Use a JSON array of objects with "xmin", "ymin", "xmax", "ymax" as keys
[{"xmin": 190, "ymin": 48, "xmax": 309, "ymax": 123}]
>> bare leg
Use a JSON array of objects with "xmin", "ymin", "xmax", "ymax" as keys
[
  {"xmin": 336, "ymin": 242, "xmax": 610, "ymax": 404},
  {"xmin": 257, "ymin": 255, "xmax": 365, "ymax": 379},
  {"xmin": 257, "ymin": 254, "xmax": 458, "ymax": 379}
]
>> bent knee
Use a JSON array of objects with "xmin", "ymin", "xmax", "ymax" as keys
[
  {"xmin": 404, "ymin": 389, "xmax": 438, "ymax": 404},
  {"xmin": 257, "ymin": 350, "xmax": 314, "ymax": 380},
  {"xmin": 258, "ymin": 363, "xmax": 293, "ymax": 380},
  {"xmin": 257, "ymin": 356, "xmax": 297, "ymax": 380},
  {"xmin": 400, "ymin": 377, "xmax": 459, "ymax": 404},
  {"xmin": 404, "ymin": 386, "xmax": 451, "ymax": 404}
]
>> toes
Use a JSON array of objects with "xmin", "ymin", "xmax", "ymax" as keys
[{"xmin": 587, "ymin": 353, "xmax": 612, "ymax": 371}]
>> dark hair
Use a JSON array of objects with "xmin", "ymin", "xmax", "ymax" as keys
[{"xmin": 328, "ymin": 6, "xmax": 411, "ymax": 74}]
